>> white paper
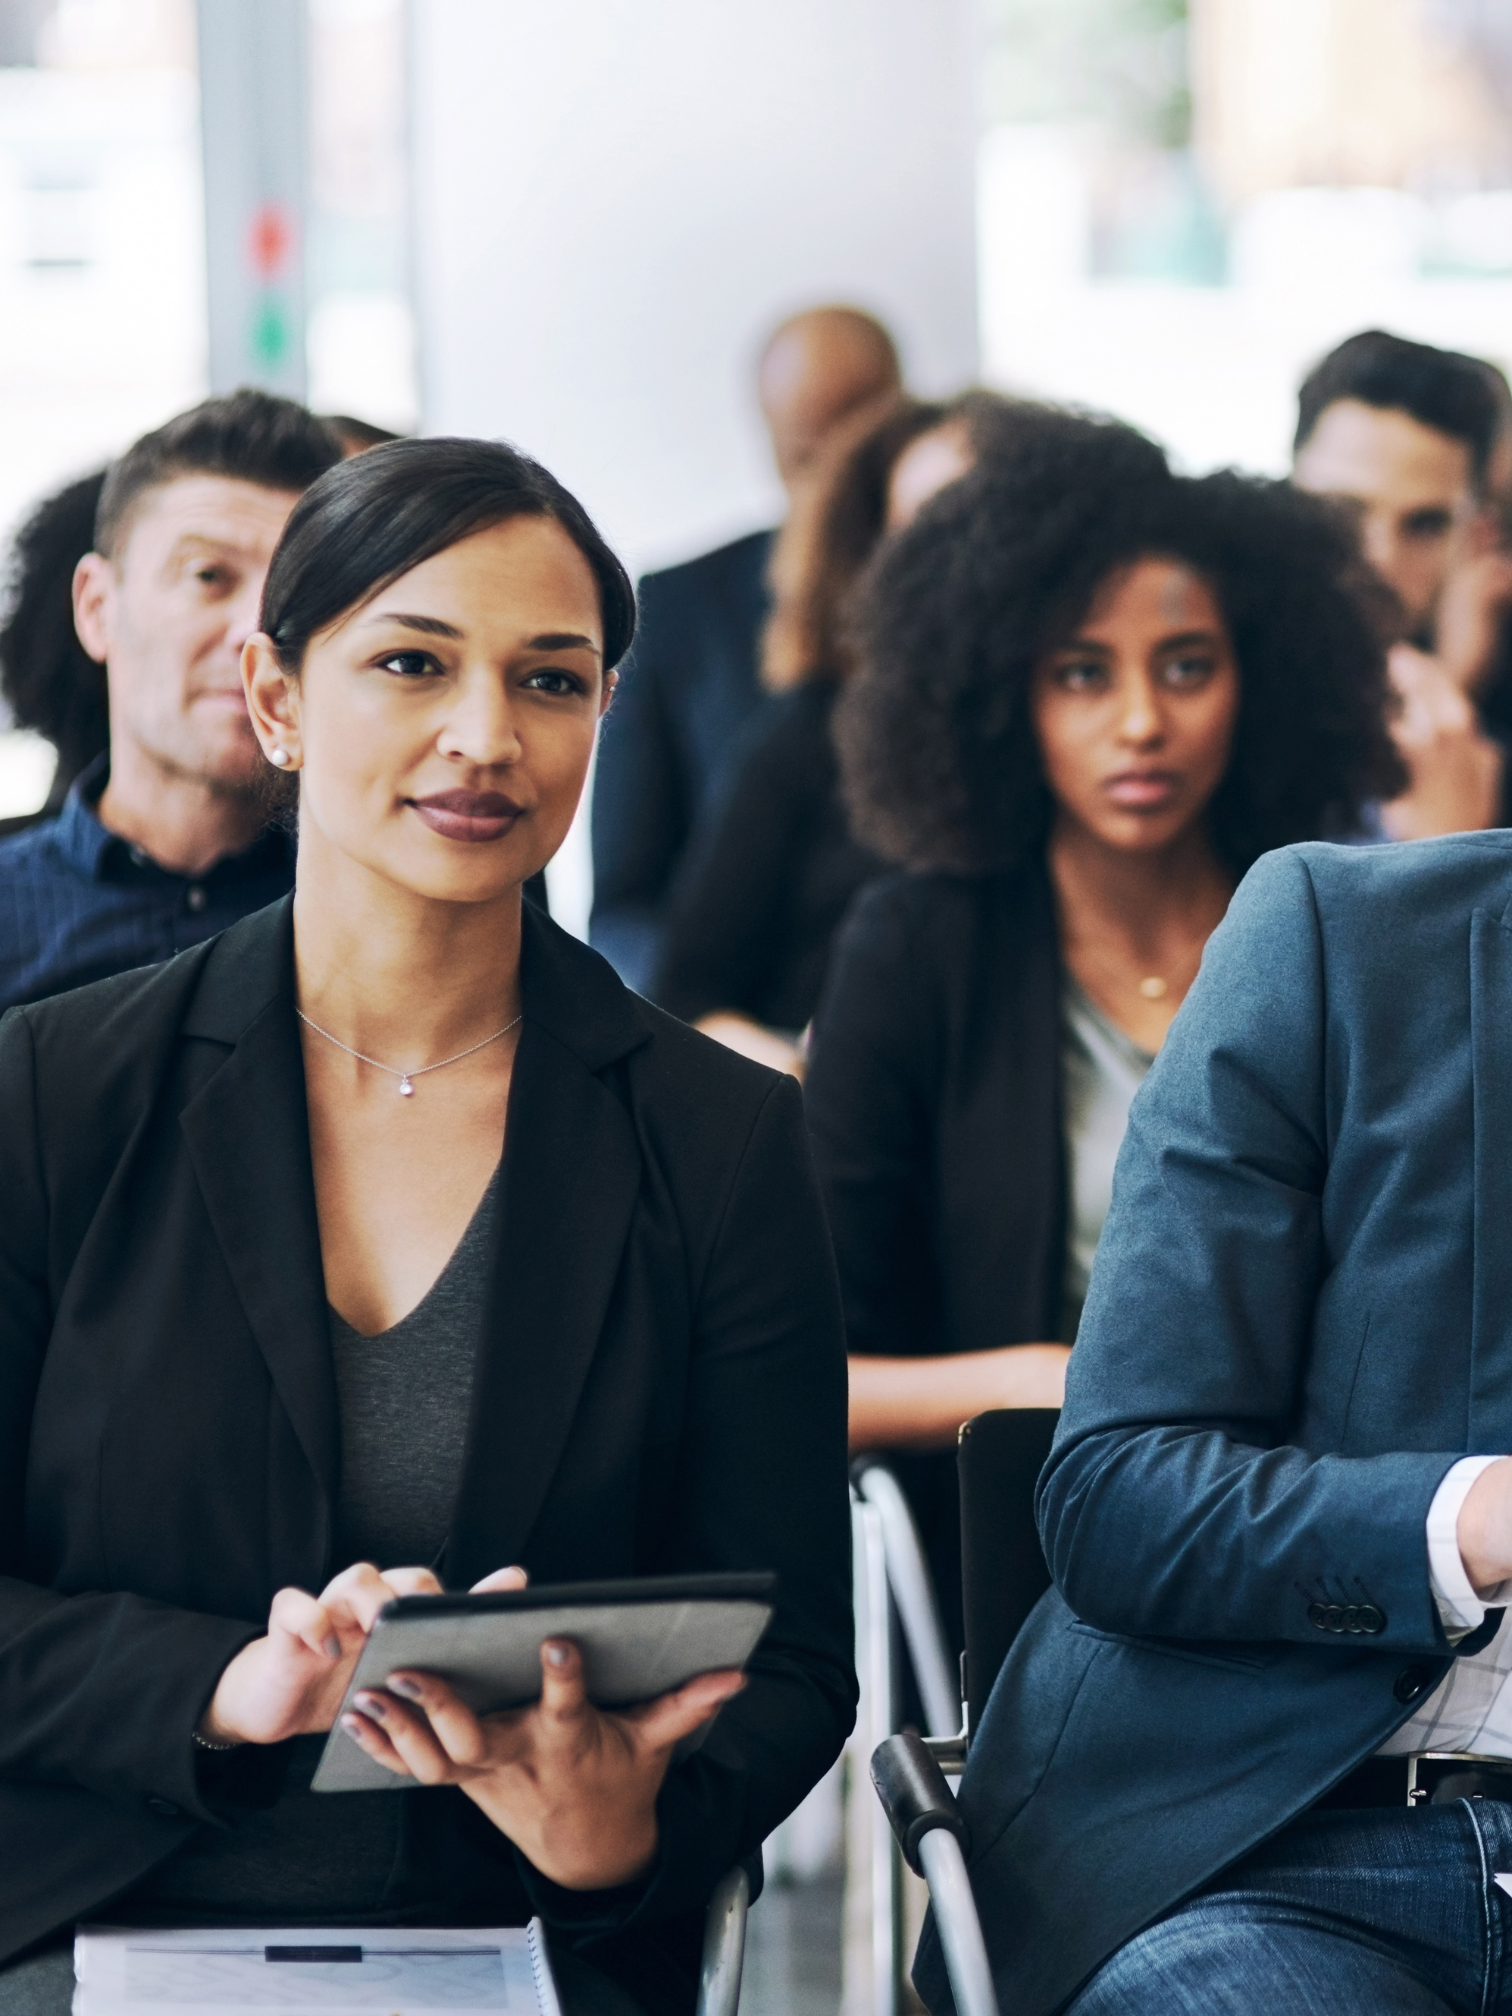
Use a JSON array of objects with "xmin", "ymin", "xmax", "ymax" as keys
[{"xmin": 73, "ymin": 1921, "xmax": 562, "ymax": 2016}]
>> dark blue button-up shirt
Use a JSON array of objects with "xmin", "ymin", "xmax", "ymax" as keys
[{"xmin": 0, "ymin": 756, "xmax": 294, "ymax": 1012}]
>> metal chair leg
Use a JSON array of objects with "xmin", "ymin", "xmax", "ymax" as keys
[
  {"xmin": 917, "ymin": 1831, "xmax": 999, "ymax": 2016},
  {"xmin": 695, "ymin": 1864, "xmax": 750, "ymax": 2016},
  {"xmin": 849, "ymin": 1492, "xmax": 900, "ymax": 2016},
  {"xmin": 853, "ymin": 1460, "xmax": 960, "ymax": 1741}
]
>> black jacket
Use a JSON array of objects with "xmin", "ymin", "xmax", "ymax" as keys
[
  {"xmin": 0, "ymin": 897, "xmax": 854, "ymax": 2006},
  {"xmin": 589, "ymin": 530, "xmax": 775, "ymax": 996},
  {"xmin": 654, "ymin": 679, "xmax": 882, "ymax": 1033},
  {"xmin": 804, "ymin": 864, "xmax": 1066, "ymax": 1643}
]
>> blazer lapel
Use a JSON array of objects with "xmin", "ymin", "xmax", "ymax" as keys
[
  {"xmin": 445, "ymin": 912, "xmax": 650, "ymax": 1587},
  {"xmin": 1468, "ymin": 903, "xmax": 1512, "ymax": 1445},
  {"xmin": 178, "ymin": 902, "xmax": 339, "ymax": 1523}
]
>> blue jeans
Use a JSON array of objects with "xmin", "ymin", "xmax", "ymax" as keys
[{"xmin": 1066, "ymin": 1802, "xmax": 1512, "ymax": 2014}]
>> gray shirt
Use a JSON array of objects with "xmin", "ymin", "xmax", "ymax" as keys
[
  {"xmin": 125, "ymin": 1165, "xmax": 500, "ymax": 1926},
  {"xmin": 330, "ymin": 1159, "xmax": 499, "ymax": 1572},
  {"xmin": 1060, "ymin": 983, "xmax": 1154, "ymax": 1343}
]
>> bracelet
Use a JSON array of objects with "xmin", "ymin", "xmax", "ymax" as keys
[{"xmin": 193, "ymin": 1729, "xmax": 240, "ymax": 1753}]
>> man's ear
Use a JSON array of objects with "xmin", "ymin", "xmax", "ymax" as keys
[{"xmin": 72, "ymin": 552, "xmax": 113, "ymax": 666}]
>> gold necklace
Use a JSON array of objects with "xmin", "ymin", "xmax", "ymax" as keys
[{"xmin": 1076, "ymin": 934, "xmax": 1207, "ymax": 1007}]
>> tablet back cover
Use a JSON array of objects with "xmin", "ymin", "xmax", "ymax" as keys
[{"xmin": 313, "ymin": 1590, "xmax": 771, "ymax": 1792}]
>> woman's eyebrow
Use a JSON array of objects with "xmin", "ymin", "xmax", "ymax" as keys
[
  {"xmin": 363, "ymin": 611, "xmax": 464, "ymax": 639},
  {"xmin": 1157, "ymin": 628, "xmax": 1222, "ymax": 649},
  {"xmin": 528, "ymin": 631, "xmax": 602, "ymax": 657}
]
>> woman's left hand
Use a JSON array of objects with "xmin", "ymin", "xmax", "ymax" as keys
[{"xmin": 341, "ymin": 1639, "xmax": 745, "ymax": 1890}]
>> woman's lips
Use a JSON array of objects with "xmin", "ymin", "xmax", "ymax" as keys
[
  {"xmin": 409, "ymin": 790, "xmax": 524, "ymax": 843},
  {"xmin": 1103, "ymin": 769, "xmax": 1181, "ymax": 811}
]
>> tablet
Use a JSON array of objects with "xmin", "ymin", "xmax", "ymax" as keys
[{"xmin": 312, "ymin": 1572, "xmax": 777, "ymax": 1793}]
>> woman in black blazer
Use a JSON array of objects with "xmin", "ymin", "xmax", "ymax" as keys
[
  {"xmin": 804, "ymin": 410, "xmax": 1403, "ymax": 1643},
  {"xmin": 0, "ymin": 440, "xmax": 854, "ymax": 2016}
]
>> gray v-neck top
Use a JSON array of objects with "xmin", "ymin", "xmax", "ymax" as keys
[
  {"xmin": 124, "ymin": 1163, "xmax": 502, "ymax": 1927},
  {"xmin": 329, "ymin": 1158, "xmax": 500, "ymax": 1573}
]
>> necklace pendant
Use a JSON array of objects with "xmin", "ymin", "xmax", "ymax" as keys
[
  {"xmin": 398, "ymin": 1075, "xmax": 415, "ymax": 1097},
  {"xmin": 1138, "ymin": 976, "xmax": 1168, "ymax": 1001}
]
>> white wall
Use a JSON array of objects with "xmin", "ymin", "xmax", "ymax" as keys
[
  {"xmin": 409, "ymin": 0, "xmax": 981, "ymax": 582},
  {"xmin": 410, "ymin": 0, "xmax": 980, "ymax": 934}
]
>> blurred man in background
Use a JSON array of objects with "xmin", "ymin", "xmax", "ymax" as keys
[
  {"xmin": 589, "ymin": 303, "xmax": 902, "ymax": 993},
  {"xmin": 0, "ymin": 389, "xmax": 340, "ymax": 1011},
  {"xmin": 1293, "ymin": 328, "xmax": 1512, "ymax": 837}
]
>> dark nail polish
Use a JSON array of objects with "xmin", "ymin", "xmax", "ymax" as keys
[
  {"xmin": 387, "ymin": 1675, "xmax": 423, "ymax": 1700},
  {"xmin": 354, "ymin": 1691, "xmax": 387, "ymax": 1720}
]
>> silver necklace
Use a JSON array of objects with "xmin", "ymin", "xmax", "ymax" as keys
[{"xmin": 296, "ymin": 1008, "xmax": 523, "ymax": 1097}]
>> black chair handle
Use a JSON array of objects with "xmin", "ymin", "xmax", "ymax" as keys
[{"xmin": 870, "ymin": 1730, "xmax": 971, "ymax": 1875}]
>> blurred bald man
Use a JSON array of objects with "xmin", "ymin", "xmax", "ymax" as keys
[{"xmin": 591, "ymin": 305, "xmax": 901, "ymax": 993}]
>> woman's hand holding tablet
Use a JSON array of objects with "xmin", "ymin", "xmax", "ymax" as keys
[
  {"xmin": 339, "ymin": 1639, "xmax": 746, "ymax": 1891},
  {"xmin": 200, "ymin": 1561, "xmax": 751, "ymax": 1892},
  {"xmin": 197, "ymin": 1562, "xmax": 529, "ymax": 1748}
]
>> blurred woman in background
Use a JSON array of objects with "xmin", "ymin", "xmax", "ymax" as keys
[
  {"xmin": 805, "ymin": 407, "xmax": 1404, "ymax": 1644},
  {"xmin": 653, "ymin": 388, "xmax": 1017, "ymax": 1072}
]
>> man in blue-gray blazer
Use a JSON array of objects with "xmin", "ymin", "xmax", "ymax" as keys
[{"xmin": 917, "ymin": 835, "xmax": 1512, "ymax": 2014}]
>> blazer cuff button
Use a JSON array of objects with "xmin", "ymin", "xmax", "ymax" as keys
[{"xmin": 1307, "ymin": 1601, "xmax": 1386, "ymax": 1635}]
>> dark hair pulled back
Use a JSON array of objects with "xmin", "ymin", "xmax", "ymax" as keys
[{"xmin": 260, "ymin": 436, "xmax": 636, "ymax": 674}]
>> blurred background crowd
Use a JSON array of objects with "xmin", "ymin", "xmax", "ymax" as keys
[{"xmin": 5, "ymin": 0, "xmax": 1512, "ymax": 904}]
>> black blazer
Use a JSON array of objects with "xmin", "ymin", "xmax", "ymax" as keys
[
  {"xmin": 589, "ymin": 530, "xmax": 775, "ymax": 996},
  {"xmin": 803, "ymin": 863, "xmax": 1066, "ymax": 1642},
  {"xmin": 654, "ymin": 680, "xmax": 882, "ymax": 1033},
  {"xmin": 0, "ymin": 897, "xmax": 854, "ymax": 2003}
]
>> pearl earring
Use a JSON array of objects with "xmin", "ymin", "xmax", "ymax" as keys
[{"xmin": 269, "ymin": 745, "xmax": 290, "ymax": 767}]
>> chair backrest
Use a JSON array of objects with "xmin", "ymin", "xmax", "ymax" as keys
[{"xmin": 957, "ymin": 1408, "xmax": 1059, "ymax": 1735}]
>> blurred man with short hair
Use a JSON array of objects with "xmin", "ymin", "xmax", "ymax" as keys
[
  {"xmin": 589, "ymin": 304, "xmax": 902, "ymax": 994},
  {"xmin": 1293, "ymin": 329, "xmax": 1512, "ymax": 837},
  {"xmin": 0, "ymin": 389, "xmax": 341, "ymax": 1010}
]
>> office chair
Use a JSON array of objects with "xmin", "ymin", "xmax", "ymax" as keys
[{"xmin": 869, "ymin": 1408, "xmax": 1060, "ymax": 2016}]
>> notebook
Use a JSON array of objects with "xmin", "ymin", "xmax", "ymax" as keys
[{"xmin": 73, "ymin": 1921, "xmax": 561, "ymax": 2015}]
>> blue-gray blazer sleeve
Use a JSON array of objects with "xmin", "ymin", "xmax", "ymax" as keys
[{"xmin": 1039, "ymin": 845, "xmax": 1462, "ymax": 1654}]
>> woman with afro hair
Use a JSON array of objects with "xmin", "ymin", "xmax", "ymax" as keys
[{"xmin": 803, "ymin": 406, "xmax": 1405, "ymax": 1646}]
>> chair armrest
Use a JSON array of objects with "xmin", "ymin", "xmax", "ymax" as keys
[{"xmin": 869, "ymin": 1731, "xmax": 970, "ymax": 1876}]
